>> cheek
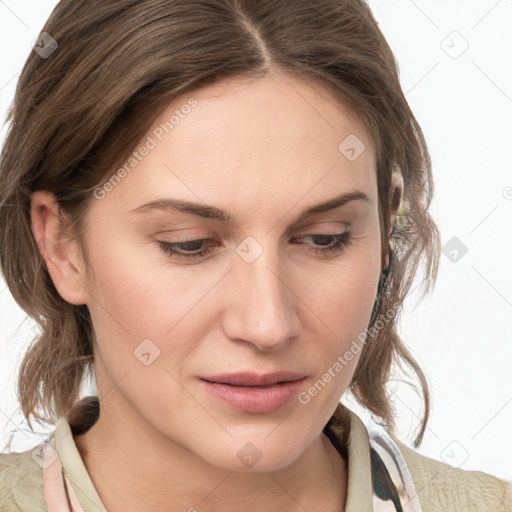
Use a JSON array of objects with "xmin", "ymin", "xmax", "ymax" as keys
[
  {"xmin": 297, "ymin": 244, "xmax": 380, "ymax": 335},
  {"xmin": 295, "ymin": 275, "xmax": 377, "ymax": 421},
  {"xmin": 83, "ymin": 234, "xmax": 213, "ymax": 375},
  {"xmin": 83, "ymin": 249, "xmax": 201, "ymax": 417},
  {"xmin": 293, "ymin": 239, "xmax": 381, "ymax": 388}
]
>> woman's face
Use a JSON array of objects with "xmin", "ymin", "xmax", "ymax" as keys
[{"xmin": 74, "ymin": 71, "xmax": 382, "ymax": 470}]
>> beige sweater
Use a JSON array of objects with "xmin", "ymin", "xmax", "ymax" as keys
[{"xmin": 1, "ymin": 408, "xmax": 511, "ymax": 511}]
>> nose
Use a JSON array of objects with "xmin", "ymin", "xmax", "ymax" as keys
[{"xmin": 222, "ymin": 242, "xmax": 301, "ymax": 352}]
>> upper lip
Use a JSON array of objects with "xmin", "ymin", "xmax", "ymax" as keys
[{"xmin": 200, "ymin": 371, "xmax": 306, "ymax": 387}]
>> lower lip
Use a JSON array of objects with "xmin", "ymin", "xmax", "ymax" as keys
[{"xmin": 200, "ymin": 378, "xmax": 306, "ymax": 413}]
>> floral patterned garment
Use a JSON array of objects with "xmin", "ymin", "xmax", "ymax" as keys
[{"xmin": 368, "ymin": 422, "xmax": 423, "ymax": 511}]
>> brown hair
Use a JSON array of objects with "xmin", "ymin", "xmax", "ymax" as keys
[{"xmin": 0, "ymin": 0, "xmax": 440, "ymax": 447}]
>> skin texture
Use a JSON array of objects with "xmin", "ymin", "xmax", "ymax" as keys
[{"xmin": 31, "ymin": 70, "xmax": 403, "ymax": 512}]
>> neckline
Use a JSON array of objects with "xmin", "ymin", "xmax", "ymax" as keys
[{"xmin": 51, "ymin": 404, "xmax": 374, "ymax": 511}]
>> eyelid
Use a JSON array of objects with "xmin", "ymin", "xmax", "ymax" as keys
[
  {"xmin": 292, "ymin": 221, "xmax": 349, "ymax": 235},
  {"xmin": 154, "ymin": 227, "xmax": 211, "ymax": 237},
  {"xmin": 153, "ymin": 219, "xmax": 347, "ymax": 234},
  {"xmin": 156, "ymin": 223, "xmax": 349, "ymax": 243},
  {"xmin": 158, "ymin": 230, "xmax": 352, "ymax": 260}
]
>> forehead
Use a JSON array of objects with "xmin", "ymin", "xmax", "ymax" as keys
[
  {"xmin": 165, "ymin": 70, "xmax": 373, "ymax": 156},
  {"xmin": 93, "ymin": 70, "xmax": 377, "ymax": 222}
]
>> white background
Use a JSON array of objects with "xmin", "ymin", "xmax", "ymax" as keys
[{"xmin": 0, "ymin": 0, "xmax": 511, "ymax": 480}]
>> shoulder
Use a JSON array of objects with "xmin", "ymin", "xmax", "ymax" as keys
[
  {"xmin": 393, "ymin": 438, "xmax": 512, "ymax": 512},
  {"xmin": 0, "ymin": 448, "xmax": 47, "ymax": 512}
]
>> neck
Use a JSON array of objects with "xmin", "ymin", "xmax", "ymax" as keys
[{"xmin": 74, "ymin": 396, "xmax": 347, "ymax": 512}]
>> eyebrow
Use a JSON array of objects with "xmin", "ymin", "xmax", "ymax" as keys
[{"xmin": 129, "ymin": 189, "xmax": 371, "ymax": 224}]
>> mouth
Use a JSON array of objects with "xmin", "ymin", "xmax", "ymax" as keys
[
  {"xmin": 199, "ymin": 371, "xmax": 307, "ymax": 387},
  {"xmin": 199, "ymin": 372, "xmax": 307, "ymax": 414},
  {"xmin": 213, "ymin": 382, "xmax": 285, "ymax": 389}
]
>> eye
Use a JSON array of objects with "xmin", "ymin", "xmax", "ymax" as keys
[
  {"xmin": 290, "ymin": 231, "xmax": 352, "ymax": 256},
  {"xmin": 158, "ymin": 238, "xmax": 217, "ymax": 259},
  {"xmin": 157, "ymin": 230, "xmax": 352, "ymax": 260}
]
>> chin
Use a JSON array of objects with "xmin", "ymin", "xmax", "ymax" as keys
[{"xmin": 197, "ymin": 436, "xmax": 307, "ymax": 473}]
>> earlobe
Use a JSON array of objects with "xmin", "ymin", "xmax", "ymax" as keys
[
  {"xmin": 382, "ymin": 164, "xmax": 404, "ymax": 270},
  {"xmin": 30, "ymin": 190, "xmax": 88, "ymax": 305}
]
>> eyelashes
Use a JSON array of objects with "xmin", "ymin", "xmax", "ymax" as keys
[{"xmin": 157, "ymin": 231, "xmax": 352, "ymax": 261}]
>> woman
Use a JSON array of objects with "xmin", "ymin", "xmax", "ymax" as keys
[{"xmin": 0, "ymin": 0, "xmax": 510, "ymax": 511}]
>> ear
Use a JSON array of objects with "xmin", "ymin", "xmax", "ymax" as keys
[
  {"xmin": 30, "ymin": 190, "xmax": 89, "ymax": 305},
  {"xmin": 384, "ymin": 164, "xmax": 404, "ymax": 268}
]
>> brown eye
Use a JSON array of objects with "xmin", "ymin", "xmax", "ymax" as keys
[
  {"xmin": 158, "ymin": 239, "xmax": 216, "ymax": 259},
  {"xmin": 291, "ymin": 231, "xmax": 352, "ymax": 256}
]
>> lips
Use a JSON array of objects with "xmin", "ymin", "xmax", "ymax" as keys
[
  {"xmin": 199, "ymin": 371, "xmax": 306, "ymax": 387},
  {"xmin": 199, "ymin": 371, "xmax": 307, "ymax": 413}
]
